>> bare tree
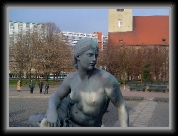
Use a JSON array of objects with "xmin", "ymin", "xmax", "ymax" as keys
[
  {"xmin": 32, "ymin": 22, "xmax": 74, "ymax": 81},
  {"xmin": 9, "ymin": 31, "xmax": 31, "ymax": 81},
  {"xmin": 9, "ymin": 22, "xmax": 74, "ymax": 82},
  {"xmin": 101, "ymin": 41, "xmax": 169, "ymax": 83},
  {"xmin": 103, "ymin": 41, "xmax": 123, "ymax": 80}
]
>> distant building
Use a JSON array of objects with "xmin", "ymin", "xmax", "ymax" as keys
[
  {"xmin": 108, "ymin": 9, "xmax": 169, "ymax": 46},
  {"xmin": 108, "ymin": 9, "xmax": 169, "ymax": 81},
  {"xmin": 61, "ymin": 31, "xmax": 108, "ymax": 50},
  {"xmin": 9, "ymin": 20, "xmax": 45, "ymax": 46},
  {"xmin": 9, "ymin": 21, "xmax": 108, "ymax": 49}
]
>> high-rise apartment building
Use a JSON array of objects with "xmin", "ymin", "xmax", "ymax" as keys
[
  {"xmin": 9, "ymin": 21, "xmax": 108, "ymax": 50},
  {"xmin": 62, "ymin": 31, "xmax": 108, "ymax": 50},
  {"xmin": 9, "ymin": 21, "xmax": 45, "ymax": 46},
  {"xmin": 61, "ymin": 31, "xmax": 98, "ymax": 46}
]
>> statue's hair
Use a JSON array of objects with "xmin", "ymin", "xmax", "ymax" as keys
[{"xmin": 73, "ymin": 38, "xmax": 99, "ymax": 69}]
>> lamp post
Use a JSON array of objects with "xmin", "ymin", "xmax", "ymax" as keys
[
  {"xmin": 162, "ymin": 38, "xmax": 168, "ymax": 81},
  {"xmin": 123, "ymin": 47, "xmax": 126, "ymax": 90},
  {"xmin": 120, "ymin": 39, "xmax": 126, "ymax": 90}
]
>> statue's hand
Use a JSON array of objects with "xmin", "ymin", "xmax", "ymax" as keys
[{"xmin": 46, "ymin": 108, "xmax": 58, "ymax": 127}]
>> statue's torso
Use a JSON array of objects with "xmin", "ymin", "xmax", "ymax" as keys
[{"xmin": 69, "ymin": 72, "xmax": 110, "ymax": 126}]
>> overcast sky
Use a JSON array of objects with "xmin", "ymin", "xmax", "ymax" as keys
[{"xmin": 8, "ymin": 8, "xmax": 169, "ymax": 35}]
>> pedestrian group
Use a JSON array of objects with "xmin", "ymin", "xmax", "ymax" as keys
[{"xmin": 28, "ymin": 80, "xmax": 49, "ymax": 94}]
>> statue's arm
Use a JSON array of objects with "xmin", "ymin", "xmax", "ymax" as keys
[
  {"xmin": 104, "ymin": 75, "xmax": 129, "ymax": 127},
  {"xmin": 46, "ymin": 77, "xmax": 71, "ymax": 127}
]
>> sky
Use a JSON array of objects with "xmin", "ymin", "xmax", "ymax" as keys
[{"xmin": 8, "ymin": 8, "xmax": 169, "ymax": 35}]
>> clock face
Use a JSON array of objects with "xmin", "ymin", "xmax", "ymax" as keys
[{"xmin": 116, "ymin": 9, "xmax": 124, "ymax": 12}]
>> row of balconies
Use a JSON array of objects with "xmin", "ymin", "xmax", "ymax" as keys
[{"xmin": 62, "ymin": 31, "xmax": 98, "ymax": 38}]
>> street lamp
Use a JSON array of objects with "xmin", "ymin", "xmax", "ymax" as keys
[{"xmin": 120, "ymin": 39, "xmax": 126, "ymax": 90}]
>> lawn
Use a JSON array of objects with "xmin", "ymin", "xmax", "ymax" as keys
[{"xmin": 9, "ymin": 79, "xmax": 59, "ymax": 86}]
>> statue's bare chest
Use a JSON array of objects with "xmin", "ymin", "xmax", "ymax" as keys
[{"xmin": 69, "ymin": 78, "xmax": 105, "ymax": 105}]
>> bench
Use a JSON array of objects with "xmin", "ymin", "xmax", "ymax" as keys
[
  {"xmin": 157, "ymin": 81, "xmax": 166, "ymax": 85},
  {"xmin": 136, "ymin": 85, "xmax": 147, "ymax": 92},
  {"xmin": 129, "ymin": 84, "xmax": 137, "ymax": 91},
  {"xmin": 128, "ymin": 81, "xmax": 137, "ymax": 86},
  {"xmin": 124, "ymin": 96, "xmax": 144, "ymax": 101},
  {"xmin": 143, "ymin": 81, "xmax": 152, "ymax": 85},
  {"xmin": 129, "ymin": 84, "xmax": 146, "ymax": 92},
  {"xmin": 148, "ymin": 85, "xmax": 168, "ymax": 93},
  {"xmin": 153, "ymin": 98, "xmax": 169, "ymax": 102}
]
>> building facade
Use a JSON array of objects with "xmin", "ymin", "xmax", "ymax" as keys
[
  {"xmin": 9, "ymin": 21, "xmax": 108, "ymax": 49},
  {"xmin": 108, "ymin": 9, "xmax": 169, "ymax": 81},
  {"xmin": 108, "ymin": 9, "xmax": 169, "ymax": 46},
  {"xmin": 9, "ymin": 21, "xmax": 45, "ymax": 46},
  {"xmin": 61, "ymin": 31, "xmax": 108, "ymax": 50}
]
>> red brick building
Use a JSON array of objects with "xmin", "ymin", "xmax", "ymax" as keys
[
  {"xmin": 107, "ymin": 9, "xmax": 169, "ymax": 81},
  {"xmin": 108, "ymin": 9, "xmax": 169, "ymax": 46},
  {"xmin": 108, "ymin": 16, "xmax": 169, "ymax": 46},
  {"xmin": 93, "ymin": 32, "xmax": 103, "ymax": 50}
]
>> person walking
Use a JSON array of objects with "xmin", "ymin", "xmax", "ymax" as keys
[
  {"xmin": 38, "ymin": 80, "xmax": 44, "ymax": 94},
  {"xmin": 29, "ymin": 80, "xmax": 35, "ymax": 94},
  {"xmin": 17, "ymin": 80, "xmax": 21, "ymax": 92},
  {"xmin": 44, "ymin": 80, "xmax": 49, "ymax": 94}
]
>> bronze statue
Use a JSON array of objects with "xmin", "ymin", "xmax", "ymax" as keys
[{"xmin": 28, "ymin": 38, "xmax": 129, "ymax": 127}]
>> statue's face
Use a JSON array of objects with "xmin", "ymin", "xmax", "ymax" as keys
[{"xmin": 78, "ymin": 48, "xmax": 98, "ymax": 70}]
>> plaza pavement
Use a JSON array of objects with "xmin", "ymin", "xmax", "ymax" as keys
[
  {"xmin": 8, "ymin": 83, "xmax": 170, "ymax": 128},
  {"xmin": 9, "ymin": 83, "xmax": 169, "ymax": 100}
]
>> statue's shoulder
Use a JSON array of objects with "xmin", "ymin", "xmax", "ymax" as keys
[
  {"xmin": 95, "ymin": 68, "xmax": 113, "ymax": 79},
  {"xmin": 65, "ymin": 72, "xmax": 78, "ymax": 80},
  {"xmin": 62, "ymin": 72, "xmax": 78, "ymax": 86},
  {"xmin": 96, "ymin": 68, "xmax": 117, "ymax": 83}
]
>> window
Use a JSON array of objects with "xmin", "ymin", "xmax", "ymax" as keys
[
  {"xmin": 118, "ymin": 19, "xmax": 122, "ymax": 28},
  {"xmin": 26, "ymin": 23, "xmax": 30, "ymax": 27},
  {"xmin": 116, "ymin": 9, "xmax": 124, "ymax": 12}
]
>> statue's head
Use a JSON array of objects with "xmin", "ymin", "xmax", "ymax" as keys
[{"xmin": 73, "ymin": 38, "xmax": 99, "ymax": 69}]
